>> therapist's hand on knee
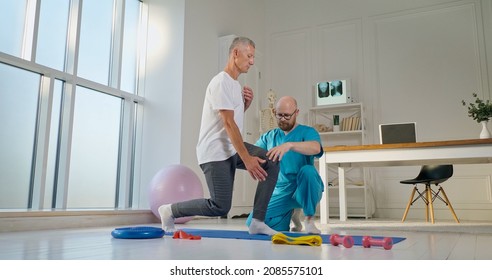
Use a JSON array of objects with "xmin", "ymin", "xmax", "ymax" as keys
[{"xmin": 266, "ymin": 143, "xmax": 292, "ymax": 162}]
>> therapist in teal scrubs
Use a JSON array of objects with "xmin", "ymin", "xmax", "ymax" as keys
[{"xmin": 246, "ymin": 96, "xmax": 324, "ymax": 234}]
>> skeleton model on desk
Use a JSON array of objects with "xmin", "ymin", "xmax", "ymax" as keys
[{"xmin": 260, "ymin": 89, "xmax": 277, "ymax": 133}]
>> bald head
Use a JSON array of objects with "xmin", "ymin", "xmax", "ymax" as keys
[{"xmin": 276, "ymin": 96, "xmax": 297, "ymax": 112}]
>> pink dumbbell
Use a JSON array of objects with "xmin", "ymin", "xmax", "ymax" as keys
[
  {"xmin": 362, "ymin": 236, "xmax": 393, "ymax": 250},
  {"xmin": 329, "ymin": 234, "xmax": 354, "ymax": 248}
]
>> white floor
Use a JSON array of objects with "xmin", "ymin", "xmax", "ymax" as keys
[{"xmin": 1, "ymin": 217, "xmax": 492, "ymax": 260}]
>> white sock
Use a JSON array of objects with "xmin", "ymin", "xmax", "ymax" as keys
[
  {"xmin": 290, "ymin": 209, "xmax": 303, "ymax": 232},
  {"xmin": 248, "ymin": 218, "xmax": 278, "ymax": 236},
  {"xmin": 304, "ymin": 217, "xmax": 321, "ymax": 234},
  {"xmin": 158, "ymin": 204, "xmax": 175, "ymax": 232}
]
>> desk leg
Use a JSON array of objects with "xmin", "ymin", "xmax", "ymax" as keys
[
  {"xmin": 339, "ymin": 166, "xmax": 348, "ymax": 221},
  {"xmin": 319, "ymin": 153, "xmax": 329, "ymax": 224}
]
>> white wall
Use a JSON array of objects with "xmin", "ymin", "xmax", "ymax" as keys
[
  {"xmin": 180, "ymin": 0, "xmax": 266, "ymax": 197},
  {"xmin": 136, "ymin": 0, "xmax": 185, "ymax": 208},
  {"xmin": 263, "ymin": 0, "xmax": 492, "ymax": 220}
]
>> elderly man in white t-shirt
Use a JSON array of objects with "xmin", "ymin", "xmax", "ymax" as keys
[{"xmin": 159, "ymin": 37, "xmax": 279, "ymax": 236}]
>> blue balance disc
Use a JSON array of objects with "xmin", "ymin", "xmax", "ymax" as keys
[{"xmin": 111, "ymin": 226, "xmax": 165, "ymax": 239}]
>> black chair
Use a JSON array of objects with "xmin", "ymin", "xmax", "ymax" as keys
[{"xmin": 400, "ymin": 165, "xmax": 459, "ymax": 224}]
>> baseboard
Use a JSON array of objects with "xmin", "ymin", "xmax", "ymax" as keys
[{"xmin": 0, "ymin": 210, "xmax": 160, "ymax": 232}]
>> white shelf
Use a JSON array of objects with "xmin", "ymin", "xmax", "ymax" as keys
[
  {"xmin": 310, "ymin": 102, "xmax": 363, "ymax": 111},
  {"xmin": 310, "ymin": 102, "xmax": 371, "ymax": 219},
  {"xmin": 319, "ymin": 130, "xmax": 363, "ymax": 136}
]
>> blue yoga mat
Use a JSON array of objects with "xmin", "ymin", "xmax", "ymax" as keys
[{"xmin": 165, "ymin": 228, "xmax": 406, "ymax": 246}]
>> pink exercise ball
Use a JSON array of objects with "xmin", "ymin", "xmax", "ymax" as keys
[{"xmin": 149, "ymin": 164, "xmax": 204, "ymax": 224}]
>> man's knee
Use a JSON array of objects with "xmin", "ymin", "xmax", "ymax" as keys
[
  {"xmin": 299, "ymin": 165, "xmax": 319, "ymax": 178},
  {"xmin": 210, "ymin": 201, "xmax": 231, "ymax": 217},
  {"xmin": 297, "ymin": 165, "xmax": 323, "ymax": 190},
  {"xmin": 213, "ymin": 208, "xmax": 230, "ymax": 217},
  {"xmin": 262, "ymin": 159, "xmax": 279, "ymax": 175}
]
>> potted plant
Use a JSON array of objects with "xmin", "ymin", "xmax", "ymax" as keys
[{"xmin": 462, "ymin": 93, "xmax": 492, "ymax": 138}]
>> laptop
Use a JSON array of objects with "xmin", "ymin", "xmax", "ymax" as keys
[{"xmin": 379, "ymin": 122, "xmax": 417, "ymax": 144}]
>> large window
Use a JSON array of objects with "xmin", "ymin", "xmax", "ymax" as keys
[
  {"xmin": 0, "ymin": 0, "xmax": 28, "ymax": 57},
  {"xmin": 77, "ymin": 0, "xmax": 114, "ymax": 85},
  {"xmin": 0, "ymin": 64, "xmax": 40, "ymax": 208},
  {"xmin": 45, "ymin": 79, "xmax": 63, "ymax": 208},
  {"xmin": 121, "ymin": 0, "xmax": 141, "ymax": 94},
  {"xmin": 35, "ymin": 0, "xmax": 70, "ymax": 71},
  {"xmin": 0, "ymin": 0, "xmax": 145, "ymax": 210},
  {"xmin": 68, "ymin": 87, "xmax": 122, "ymax": 208}
]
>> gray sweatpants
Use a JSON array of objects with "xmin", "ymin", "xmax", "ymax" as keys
[{"xmin": 171, "ymin": 142, "xmax": 279, "ymax": 221}]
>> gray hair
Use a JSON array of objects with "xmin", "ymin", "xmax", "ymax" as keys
[{"xmin": 229, "ymin": 37, "xmax": 255, "ymax": 54}]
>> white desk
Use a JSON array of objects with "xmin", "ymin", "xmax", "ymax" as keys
[{"xmin": 318, "ymin": 138, "xmax": 492, "ymax": 223}]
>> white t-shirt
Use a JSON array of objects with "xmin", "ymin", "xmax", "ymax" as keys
[{"xmin": 196, "ymin": 71, "xmax": 244, "ymax": 164}]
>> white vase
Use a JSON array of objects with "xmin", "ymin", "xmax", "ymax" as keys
[{"xmin": 480, "ymin": 121, "xmax": 491, "ymax": 139}]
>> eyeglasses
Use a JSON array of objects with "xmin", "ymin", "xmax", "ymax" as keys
[{"xmin": 275, "ymin": 109, "xmax": 298, "ymax": 120}]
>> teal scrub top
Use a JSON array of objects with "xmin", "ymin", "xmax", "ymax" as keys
[{"xmin": 255, "ymin": 124, "xmax": 324, "ymax": 187}]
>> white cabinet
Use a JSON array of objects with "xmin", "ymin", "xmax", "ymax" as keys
[{"xmin": 308, "ymin": 103, "xmax": 371, "ymax": 219}]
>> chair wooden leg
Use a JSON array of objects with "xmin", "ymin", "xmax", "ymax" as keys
[
  {"xmin": 427, "ymin": 185, "xmax": 435, "ymax": 224},
  {"xmin": 424, "ymin": 188, "xmax": 429, "ymax": 222},
  {"xmin": 439, "ymin": 187, "xmax": 460, "ymax": 223},
  {"xmin": 402, "ymin": 187, "xmax": 417, "ymax": 222}
]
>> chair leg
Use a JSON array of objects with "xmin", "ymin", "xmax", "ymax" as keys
[
  {"xmin": 424, "ymin": 188, "xmax": 429, "ymax": 222},
  {"xmin": 426, "ymin": 185, "xmax": 435, "ymax": 224},
  {"xmin": 423, "ymin": 187, "xmax": 429, "ymax": 222},
  {"xmin": 402, "ymin": 187, "xmax": 417, "ymax": 222},
  {"xmin": 439, "ymin": 187, "xmax": 460, "ymax": 223}
]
